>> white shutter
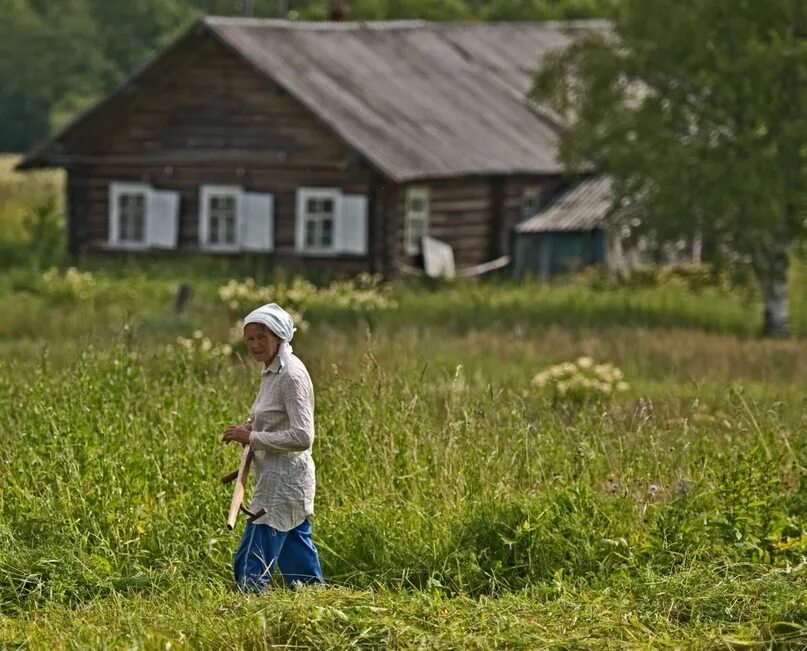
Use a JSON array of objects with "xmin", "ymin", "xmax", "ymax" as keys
[
  {"xmin": 241, "ymin": 192, "xmax": 274, "ymax": 252},
  {"xmin": 338, "ymin": 194, "xmax": 368, "ymax": 254},
  {"xmin": 147, "ymin": 189, "xmax": 180, "ymax": 249},
  {"xmin": 108, "ymin": 185, "xmax": 120, "ymax": 246},
  {"xmin": 198, "ymin": 187, "xmax": 210, "ymax": 247},
  {"xmin": 295, "ymin": 189, "xmax": 307, "ymax": 252}
]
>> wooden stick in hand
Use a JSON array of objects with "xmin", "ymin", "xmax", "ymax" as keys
[{"xmin": 227, "ymin": 445, "xmax": 254, "ymax": 530}]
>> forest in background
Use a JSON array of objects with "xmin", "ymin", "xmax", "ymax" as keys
[{"xmin": 0, "ymin": 0, "xmax": 620, "ymax": 152}]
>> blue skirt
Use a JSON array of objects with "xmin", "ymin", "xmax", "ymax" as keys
[{"xmin": 233, "ymin": 519, "xmax": 324, "ymax": 592}]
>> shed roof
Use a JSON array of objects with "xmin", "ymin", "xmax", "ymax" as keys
[
  {"xmin": 20, "ymin": 18, "xmax": 603, "ymax": 181},
  {"xmin": 516, "ymin": 176, "xmax": 615, "ymax": 233}
]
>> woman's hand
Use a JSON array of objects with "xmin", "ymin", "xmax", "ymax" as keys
[{"xmin": 222, "ymin": 421, "xmax": 253, "ymax": 446}]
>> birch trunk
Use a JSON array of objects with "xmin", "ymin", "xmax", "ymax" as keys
[{"xmin": 760, "ymin": 237, "xmax": 790, "ymax": 338}]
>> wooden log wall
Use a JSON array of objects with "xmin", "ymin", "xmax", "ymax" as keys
[
  {"xmin": 394, "ymin": 175, "xmax": 561, "ymax": 269},
  {"xmin": 394, "ymin": 178, "xmax": 492, "ymax": 268},
  {"xmin": 64, "ymin": 34, "xmax": 348, "ymax": 169},
  {"xmin": 68, "ymin": 163, "xmax": 371, "ymax": 261}
]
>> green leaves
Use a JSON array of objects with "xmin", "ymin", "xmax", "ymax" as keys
[{"xmin": 534, "ymin": 0, "xmax": 807, "ymax": 334}]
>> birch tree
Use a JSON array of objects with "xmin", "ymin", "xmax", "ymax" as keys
[{"xmin": 534, "ymin": 0, "xmax": 807, "ymax": 337}]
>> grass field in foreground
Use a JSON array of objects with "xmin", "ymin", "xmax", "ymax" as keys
[{"xmin": 1, "ymin": 265, "xmax": 807, "ymax": 649}]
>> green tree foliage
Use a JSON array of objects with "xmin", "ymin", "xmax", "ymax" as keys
[
  {"xmin": 85, "ymin": 0, "xmax": 195, "ymax": 86},
  {"xmin": 0, "ymin": 0, "xmax": 111, "ymax": 150},
  {"xmin": 348, "ymin": 0, "xmax": 473, "ymax": 21},
  {"xmin": 534, "ymin": 0, "xmax": 807, "ymax": 337},
  {"xmin": 0, "ymin": 0, "xmax": 616, "ymax": 152},
  {"xmin": 482, "ymin": 0, "xmax": 621, "ymax": 21}
]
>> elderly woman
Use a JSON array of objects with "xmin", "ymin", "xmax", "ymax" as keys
[{"xmin": 221, "ymin": 303, "xmax": 323, "ymax": 591}]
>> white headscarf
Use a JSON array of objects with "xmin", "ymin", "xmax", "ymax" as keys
[{"xmin": 243, "ymin": 303, "xmax": 296, "ymax": 368}]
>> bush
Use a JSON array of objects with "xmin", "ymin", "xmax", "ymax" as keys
[
  {"xmin": 23, "ymin": 197, "xmax": 64, "ymax": 270},
  {"xmin": 532, "ymin": 357, "xmax": 629, "ymax": 404},
  {"xmin": 569, "ymin": 262, "xmax": 754, "ymax": 297},
  {"xmin": 218, "ymin": 273, "xmax": 398, "ymax": 329},
  {"xmin": 40, "ymin": 266, "xmax": 96, "ymax": 301}
]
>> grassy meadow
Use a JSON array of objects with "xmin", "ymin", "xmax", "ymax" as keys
[{"xmin": 2, "ymin": 154, "xmax": 807, "ymax": 649}]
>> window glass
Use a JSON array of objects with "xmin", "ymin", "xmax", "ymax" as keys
[
  {"xmin": 405, "ymin": 187, "xmax": 429, "ymax": 254},
  {"xmin": 305, "ymin": 220, "xmax": 317, "ymax": 248},
  {"xmin": 224, "ymin": 216, "xmax": 236, "ymax": 243},
  {"xmin": 207, "ymin": 190, "xmax": 238, "ymax": 246},
  {"xmin": 301, "ymin": 191, "xmax": 338, "ymax": 250},
  {"xmin": 118, "ymin": 192, "xmax": 146, "ymax": 243},
  {"xmin": 521, "ymin": 187, "xmax": 543, "ymax": 220},
  {"xmin": 321, "ymin": 218, "xmax": 333, "ymax": 247}
]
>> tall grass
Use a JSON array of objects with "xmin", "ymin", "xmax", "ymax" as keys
[
  {"xmin": 2, "ymin": 292, "xmax": 807, "ymax": 646},
  {"xmin": 3, "ymin": 158, "xmax": 807, "ymax": 646}
]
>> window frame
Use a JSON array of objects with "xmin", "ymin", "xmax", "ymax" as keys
[
  {"xmin": 296, "ymin": 187, "xmax": 341, "ymax": 254},
  {"xmin": 404, "ymin": 186, "xmax": 430, "ymax": 255},
  {"xmin": 109, "ymin": 182, "xmax": 150, "ymax": 250},
  {"xmin": 520, "ymin": 186, "xmax": 544, "ymax": 221},
  {"xmin": 199, "ymin": 185, "xmax": 242, "ymax": 252}
]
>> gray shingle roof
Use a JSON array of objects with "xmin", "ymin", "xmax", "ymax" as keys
[
  {"xmin": 203, "ymin": 18, "xmax": 598, "ymax": 180},
  {"xmin": 516, "ymin": 176, "xmax": 614, "ymax": 232}
]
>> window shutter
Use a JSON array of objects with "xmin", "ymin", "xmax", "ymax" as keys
[
  {"xmin": 108, "ymin": 185, "xmax": 120, "ymax": 246},
  {"xmin": 147, "ymin": 189, "xmax": 180, "ymax": 249},
  {"xmin": 198, "ymin": 187, "xmax": 210, "ymax": 247},
  {"xmin": 338, "ymin": 194, "xmax": 368, "ymax": 254},
  {"xmin": 295, "ymin": 189, "xmax": 307, "ymax": 252},
  {"xmin": 241, "ymin": 192, "xmax": 274, "ymax": 252}
]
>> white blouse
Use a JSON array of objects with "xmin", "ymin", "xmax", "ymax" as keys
[{"xmin": 247, "ymin": 352, "xmax": 316, "ymax": 532}]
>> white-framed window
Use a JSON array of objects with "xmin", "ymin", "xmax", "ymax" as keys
[
  {"xmin": 295, "ymin": 188, "xmax": 340, "ymax": 253},
  {"xmin": 404, "ymin": 186, "xmax": 430, "ymax": 255},
  {"xmin": 108, "ymin": 182, "xmax": 179, "ymax": 250},
  {"xmin": 200, "ymin": 185, "xmax": 241, "ymax": 251},
  {"xmin": 110, "ymin": 183, "xmax": 148, "ymax": 248},
  {"xmin": 294, "ymin": 188, "xmax": 368, "ymax": 256},
  {"xmin": 198, "ymin": 185, "xmax": 274, "ymax": 253}
]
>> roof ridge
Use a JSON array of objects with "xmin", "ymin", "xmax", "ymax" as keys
[
  {"xmin": 202, "ymin": 16, "xmax": 607, "ymax": 30},
  {"xmin": 203, "ymin": 16, "xmax": 430, "ymax": 30}
]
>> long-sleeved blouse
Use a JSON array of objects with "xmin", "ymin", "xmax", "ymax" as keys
[{"xmin": 247, "ymin": 352, "xmax": 316, "ymax": 532}]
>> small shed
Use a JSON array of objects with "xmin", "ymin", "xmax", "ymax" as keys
[{"xmin": 513, "ymin": 176, "xmax": 623, "ymax": 278}]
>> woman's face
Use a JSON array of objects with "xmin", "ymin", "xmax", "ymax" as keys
[{"xmin": 244, "ymin": 323, "xmax": 282, "ymax": 365}]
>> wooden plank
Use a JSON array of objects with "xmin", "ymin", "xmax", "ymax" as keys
[
  {"xmin": 429, "ymin": 212, "xmax": 491, "ymax": 226},
  {"xmin": 388, "ymin": 177, "xmax": 501, "ymax": 269},
  {"xmin": 73, "ymin": 37, "xmax": 350, "ymax": 167},
  {"xmin": 427, "ymin": 223, "xmax": 491, "ymax": 239}
]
